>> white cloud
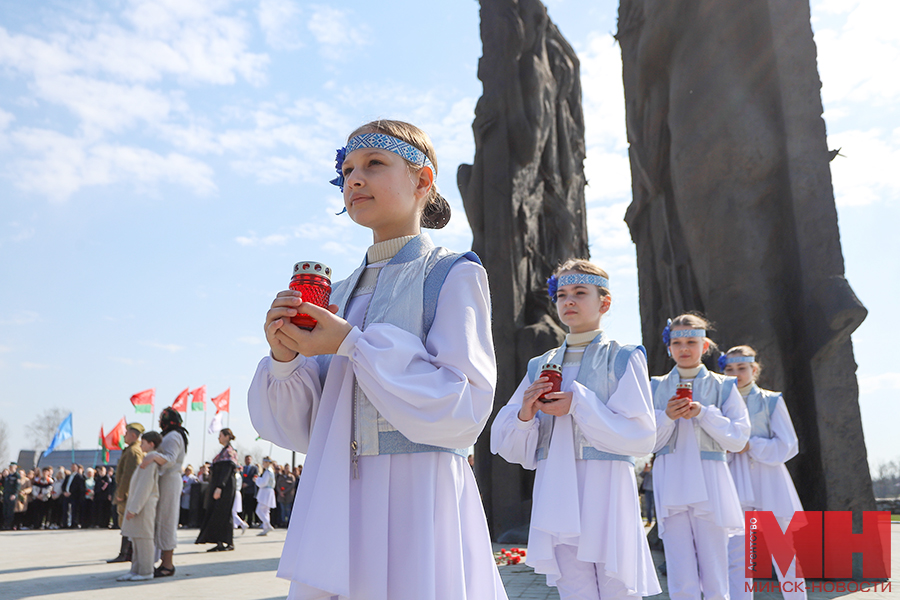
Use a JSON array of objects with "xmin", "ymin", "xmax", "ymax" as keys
[
  {"xmin": 858, "ymin": 372, "xmax": 900, "ymax": 394},
  {"xmin": 21, "ymin": 362, "xmax": 50, "ymax": 369},
  {"xmin": 307, "ymin": 6, "xmax": 368, "ymax": 50},
  {"xmin": 0, "ymin": 108, "xmax": 14, "ymax": 131},
  {"xmin": 6, "ymin": 128, "xmax": 216, "ymax": 201},
  {"xmin": 0, "ymin": 311, "xmax": 40, "ymax": 325},
  {"xmin": 827, "ymin": 128, "xmax": 900, "ymax": 207},
  {"xmin": 258, "ymin": 0, "xmax": 304, "ymax": 50},
  {"xmin": 140, "ymin": 341, "xmax": 185, "ymax": 352},
  {"xmin": 109, "ymin": 357, "xmax": 146, "ymax": 366},
  {"xmin": 813, "ymin": 0, "xmax": 900, "ymax": 109},
  {"xmin": 0, "ymin": 345, "xmax": 11, "ymax": 352}
]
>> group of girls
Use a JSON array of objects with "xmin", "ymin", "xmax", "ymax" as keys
[{"xmin": 247, "ymin": 119, "xmax": 804, "ymax": 600}]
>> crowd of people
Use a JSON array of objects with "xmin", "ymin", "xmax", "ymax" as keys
[{"xmin": 1, "ymin": 461, "xmax": 116, "ymax": 531}]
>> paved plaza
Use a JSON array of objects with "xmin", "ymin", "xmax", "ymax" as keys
[{"xmin": 0, "ymin": 525, "xmax": 896, "ymax": 599}]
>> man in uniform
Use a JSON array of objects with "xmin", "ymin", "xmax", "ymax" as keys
[
  {"xmin": 2, "ymin": 461, "xmax": 19, "ymax": 530},
  {"xmin": 107, "ymin": 423, "xmax": 145, "ymax": 563}
]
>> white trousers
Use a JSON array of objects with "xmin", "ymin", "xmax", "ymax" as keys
[
  {"xmin": 255, "ymin": 503, "xmax": 271, "ymax": 531},
  {"xmin": 662, "ymin": 508, "xmax": 730, "ymax": 600},
  {"xmin": 554, "ymin": 544, "xmax": 641, "ymax": 600},
  {"xmin": 728, "ymin": 533, "xmax": 807, "ymax": 600},
  {"xmin": 130, "ymin": 537, "xmax": 155, "ymax": 577}
]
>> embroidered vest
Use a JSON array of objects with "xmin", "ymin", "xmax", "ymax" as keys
[
  {"xmin": 651, "ymin": 366, "xmax": 737, "ymax": 461},
  {"xmin": 525, "ymin": 333, "xmax": 645, "ymax": 464},
  {"xmin": 745, "ymin": 385, "xmax": 781, "ymax": 439},
  {"xmin": 315, "ymin": 234, "xmax": 479, "ymax": 459}
]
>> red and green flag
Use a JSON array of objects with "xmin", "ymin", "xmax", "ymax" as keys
[
  {"xmin": 104, "ymin": 417, "xmax": 127, "ymax": 456},
  {"xmin": 211, "ymin": 388, "xmax": 230, "ymax": 413},
  {"xmin": 171, "ymin": 388, "xmax": 189, "ymax": 412},
  {"xmin": 98, "ymin": 425, "xmax": 108, "ymax": 463},
  {"xmin": 190, "ymin": 385, "xmax": 206, "ymax": 411},
  {"xmin": 130, "ymin": 388, "xmax": 155, "ymax": 413}
]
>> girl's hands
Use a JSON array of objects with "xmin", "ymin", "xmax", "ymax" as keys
[
  {"xmin": 539, "ymin": 391, "xmax": 573, "ymax": 417},
  {"xmin": 213, "ymin": 487, "xmax": 221, "ymax": 500},
  {"xmin": 265, "ymin": 290, "xmax": 351, "ymax": 361},
  {"xmin": 665, "ymin": 396, "xmax": 703, "ymax": 420},
  {"xmin": 518, "ymin": 377, "xmax": 552, "ymax": 422}
]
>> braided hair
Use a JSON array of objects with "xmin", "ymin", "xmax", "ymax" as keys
[{"xmin": 159, "ymin": 407, "xmax": 189, "ymax": 450}]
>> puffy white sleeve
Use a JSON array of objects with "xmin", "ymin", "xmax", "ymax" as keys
[
  {"xmin": 247, "ymin": 353, "xmax": 323, "ymax": 454},
  {"xmin": 336, "ymin": 260, "xmax": 496, "ymax": 449},
  {"xmin": 748, "ymin": 397, "xmax": 799, "ymax": 466},
  {"xmin": 490, "ymin": 375, "xmax": 541, "ymax": 469},
  {"xmin": 653, "ymin": 391, "xmax": 678, "ymax": 453},
  {"xmin": 570, "ymin": 351, "xmax": 657, "ymax": 456},
  {"xmin": 697, "ymin": 384, "xmax": 751, "ymax": 452}
]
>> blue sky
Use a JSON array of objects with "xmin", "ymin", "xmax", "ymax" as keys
[{"xmin": 1, "ymin": 0, "xmax": 897, "ymax": 473}]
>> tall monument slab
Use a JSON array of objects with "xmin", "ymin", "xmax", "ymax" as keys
[
  {"xmin": 616, "ymin": 0, "xmax": 873, "ymax": 513},
  {"xmin": 459, "ymin": 0, "xmax": 589, "ymax": 540}
]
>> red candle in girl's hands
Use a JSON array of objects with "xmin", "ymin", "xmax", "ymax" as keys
[
  {"xmin": 675, "ymin": 382, "xmax": 692, "ymax": 401},
  {"xmin": 538, "ymin": 364, "xmax": 563, "ymax": 402},
  {"xmin": 289, "ymin": 261, "xmax": 332, "ymax": 331}
]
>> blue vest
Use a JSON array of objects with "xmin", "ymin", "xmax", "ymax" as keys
[
  {"xmin": 525, "ymin": 333, "xmax": 646, "ymax": 465},
  {"xmin": 651, "ymin": 366, "xmax": 737, "ymax": 461},
  {"xmin": 316, "ymin": 234, "xmax": 479, "ymax": 459},
  {"xmin": 744, "ymin": 385, "xmax": 781, "ymax": 439}
]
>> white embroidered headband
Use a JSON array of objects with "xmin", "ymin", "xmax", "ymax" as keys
[
  {"xmin": 670, "ymin": 329, "xmax": 706, "ymax": 339},
  {"xmin": 329, "ymin": 132, "xmax": 436, "ymax": 192}
]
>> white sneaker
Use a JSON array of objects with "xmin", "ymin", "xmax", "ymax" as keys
[
  {"xmin": 129, "ymin": 574, "xmax": 153, "ymax": 581},
  {"xmin": 257, "ymin": 529, "xmax": 268, "ymax": 536},
  {"xmin": 240, "ymin": 521, "xmax": 249, "ymax": 535},
  {"xmin": 116, "ymin": 573, "xmax": 134, "ymax": 582}
]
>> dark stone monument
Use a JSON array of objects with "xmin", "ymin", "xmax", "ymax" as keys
[
  {"xmin": 458, "ymin": 0, "xmax": 589, "ymax": 541},
  {"xmin": 616, "ymin": 0, "xmax": 874, "ymax": 514}
]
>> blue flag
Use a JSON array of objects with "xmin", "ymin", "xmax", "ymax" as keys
[{"xmin": 42, "ymin": 413, "xmax": 73, "ymax": 457}]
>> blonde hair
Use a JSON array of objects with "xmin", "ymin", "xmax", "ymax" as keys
[
  {"xmin": 725, "ymin": 344, "xmax": 762, "ymax": 378},
  {"xmin": 670, "ymin": 312, "xmax": 717, "ymax": 355},
  {"xmin": 349, "ymin": 119, "xmax": 450, "ymax": 229},
  {"xmin": 553, "ymin": 258, "xmax": 611, "ymax": 297}
]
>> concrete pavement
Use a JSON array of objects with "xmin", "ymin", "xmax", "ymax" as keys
[{"xmin": 0, "ymin": 524, "xmax": 897, "ymax": 599}]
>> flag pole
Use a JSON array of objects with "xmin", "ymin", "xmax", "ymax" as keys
[
  {"xmin": 202, "ymin": 402, "xmax": 207, "ymax": 461},
  {"xmin": 71, "ymin": 415, "xmax": 75, "ymax": 464}
]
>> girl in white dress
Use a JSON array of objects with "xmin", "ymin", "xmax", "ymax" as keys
[
  {"xmin": 722, "ymin": 346, "xmax": 806, "ymax": 600},
  {"xmin": 492, "ymin": 259, "xmax": 661, "ymax": 600},
  {"xmin": 651, "ymin": 314, "xmax": 750, "ymax": 600},
  {"xmin": 254, "ymin": 457, "xmax": 276, "ymax": 535},
  {"xmin": 248, "ymin": 119, "xmax": 505, "ymax": 600}
]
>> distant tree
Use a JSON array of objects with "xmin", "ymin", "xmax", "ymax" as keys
[
  {"xmin": 25, "ymin": 408, "xmax": 79, "ymax": 452},
  {"xmin": 872, "ymin": 460, "xmax": 900, "ymax": 499},
  {"xmin": 0, "ymin": 418, "xmax": 9, "ymax": 464}
]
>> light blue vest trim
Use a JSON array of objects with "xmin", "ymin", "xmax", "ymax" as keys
[
  {"xmin": 651, "ymin": 366, "xmax": 737, "ymax": 460},
  {"xmin": 318, "ymin": 234, "xmax": 481, "ymax": 459},
  {"xmin": 745, "ymin": 385, "xmax": 781, "ymax": 439},
  {"xmin": 527, "ymin": 334, "xmax": 645, "ymax": 464}
]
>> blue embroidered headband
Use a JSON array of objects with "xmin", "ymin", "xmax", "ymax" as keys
[
  {"xmin": 662, "ymin": 319, "xmax": 706, "ymax": 346},
  {"xmin": 717, "ymin": 354, "xmax": 757, "ymax": 370},
  {"xmin": 329, "ymin": 132, "xmax": 436, "ymax": 192},
  {"xmin": 546, "ymin": 273, "xmax": 610, "ymax": 302}
]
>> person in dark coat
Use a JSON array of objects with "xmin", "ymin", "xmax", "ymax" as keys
[
  {"xmin": 195, "ymin": 429, "xmax": 239, "ymax": 552},
  {"xmin": 2, "ymin": 463, "xmax": 19, "ymax": 530},
  {"xmin": 240, "ymin": 454, "xmax": 258, "ymax": 527},
  {"xmin": 62, "ymin": 464, "xmax": 85, "ymax": 528}
]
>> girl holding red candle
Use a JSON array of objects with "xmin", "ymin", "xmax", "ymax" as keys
[
  {"xmin": 650, "ymin": 314, "xmax": 750, "ymax": 600},
  {"xmin": 491, "ymin": 259, "xmax": 660, "ymax": 600},
  {"xmin": 248, "ymin": 120, "xmax": 505, "ymax": 600},
  {"xmin": 722, "ymin": 346, "xmax": 806, "ymax": 600}
]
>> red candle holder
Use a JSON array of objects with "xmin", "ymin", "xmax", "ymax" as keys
[
  {"xmin": 675, "ymin": 382, "xmax": 693, "ymax": 401},
  {"xmin": 538, "ymin": 363, "xmax": 563, "ymax": 403},
  {"xmin": 289, "ymin": 261, "xmax": 332, "ymax": 331}
]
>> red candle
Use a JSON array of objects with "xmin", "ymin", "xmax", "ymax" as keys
[
  {"xmin": 675, "ymin": 382, "xmax": 693, "ymax": 401},
  {"xmin": 289, "ymin": 261, "xmax": 332, "ymax": 331},
  {"xmin": 538, "ymin": 364, "xmax": 563, "ymax": 402}
]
